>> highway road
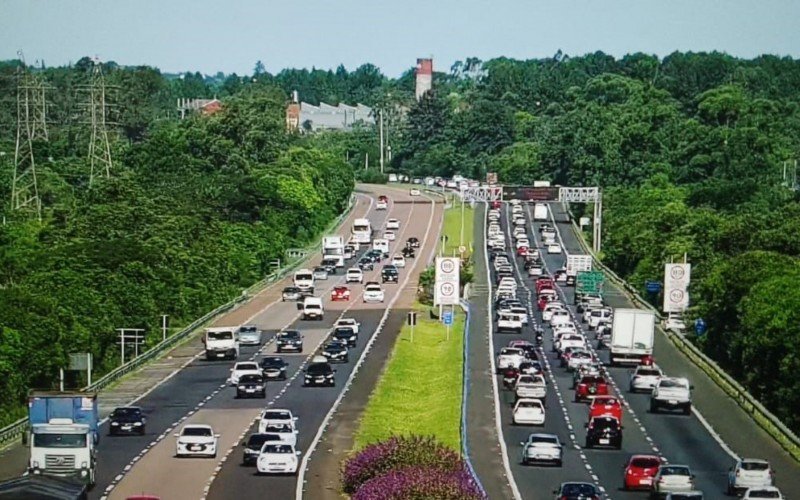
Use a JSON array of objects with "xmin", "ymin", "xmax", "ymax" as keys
[
  {"xmin": 104, "ymin": 187, "xmax": 439, "ymax": 500},
  {"xmin": 481, "ymin": 200, "xmax": 799, "ymax": 498}
]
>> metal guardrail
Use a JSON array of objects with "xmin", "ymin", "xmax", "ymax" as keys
[
  {"xmin": 0, "ymin": 194, "xmax": 358, "ymax": 448},
  {"xmin": 565, "ymin": 205, "xmax": 800, "ymax": 462}
]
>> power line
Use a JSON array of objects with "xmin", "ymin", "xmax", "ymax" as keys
[{"xmin": 77, "ymin": 59, "xmax": 118, "ymax": 186}]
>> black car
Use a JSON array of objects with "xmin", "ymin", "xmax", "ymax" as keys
[
  {"xmin": 241, "ymin": 433, "xmax": 283, "ymax": 466},
  {"xmin": 332, "ymin": 327, "xmax": 357, "ymax": 347},
  {"xmin": 566, "ymin": 274, "xmax": 576, "ymax": 286},
  {"xmin": 236, "ymin": 374, "xmax": 266, "ymax": 399},
  {"xmin": 259, "ymin": 356, "xmax": 288, "ymax": 380},
  {"xmin": 321, "ymin": 258, "xmax": 339, "ymax": 274},
  {"xmin": 109, "ymin": 407, "xmax": 146, "ymax": 436},
  {"xmin": 276, "ymin": 330, "xmax": 303, "ymax": 353},
  {"xmin": 553, "ymin": 482, "xmax": 601, "ymax": 500},
  {"xmin": 401, "ymin": 246, "xmax": 416, "ymax": 259},
  {"xmin": 304, "ymin": 360, "xmax": 335, "ymax": 387},
  {"xmin": 539, "ymin": 224, "xmax": 554, "ymax": 233},
  {"xmin": 281, "ymin": 286, "xmax": 303, "ymax": 302},
  {"xmin": 366, "ymin": 249, "xmax": 384, "ymax": 262},
  {"xmin": 406, "ymin": 237, "xmax": 420, "ymax": 248},
  {"xmin": 358, "ymin": 257, "xmax": 375, "ymax": 271},
  {"xmin": 381, "ymin": 265, "xmax": 399, "ymax": 284},
  {"xmin": 322, "ymin": 341, "xmax": 349, "ymax": 363},
  {"xmin": 585, "ymin": 416, "xmax": 622, "ymax": 449}
]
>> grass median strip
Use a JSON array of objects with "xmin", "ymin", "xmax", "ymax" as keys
[{"xmin": 353, "ymin": 203, "xmax": 474, "ymax": 452}]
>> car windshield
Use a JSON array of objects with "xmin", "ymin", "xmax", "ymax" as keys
[
  {"xmin": 660, "ymin": 379, "xmax": 688, "ymax": 388},
  {"xmin": 518, "ymin": 376, "xmax": 534, "ymax": 384},
  {"xmin": 637, "ymin": 369, "xmax": 661, "ymax": 376},
  {"xmin": 530, "ymin": 435, "xmax": 558, "ymax": 445},
  {"xmin": 283, "ymin": 287, "xmax": 300, "ymax": 293},
  {"xmin": 326, "ymin": 343, "xmax": 345, "ymax": 351},
  {"xmin": 562, "ymin": 484, "xmax": 597, "ymax": 495},
  {"xmin": 335, "ymin": 328, "xmax": 354, "ymax": 335},
  {"xmin": 33, "ymin": 433, "xmax": 86, "ymax": 448},
  {"xmin": 594, "ymin": 398, "xmax": 618, "ymax": 406},
  {"xmin": 500, "ymin": 348, "xmax": 521, "ymax": 355},
  {"xmin": 239, "ymin": 374, "xmax": 263, "ymax": 383},
  {"xmin": 182, "ymin": 427, "xmax": 212, "ymax": 436},
  {"xmin": 235, "ymin": 363, "xmax": 258, "ymax": 371},
  {"xmin": 592, "ymin": 418, "xmax": 618, "ymax": 429},
  {"xmin": 247, "ymin": 434, "xmax": 280, "ymax": 447},
  {"xmin": 308, "ymin": 363, "xmax": 331, "ymax": 375},
  {"xmin": 207, "ymin": 330, "xmax": 233, "ymax": 340},
  {"xmin": 261, "ymin": 444, "xmax": 293, "ymax": 454},
  {"xmin": 746, "ymin": 490, "xmax": 780, "ymax": 498},
  {"xmin": 295, "ymin": 273, "xmax": 313, "ymax": 281},
  {"xmin": 742, "ymin": 461, "xmax": 770, "ymax": 471},
  {"xmin": 239, "ymin": 326, "xmax": 258, "ymax": 334},
  {"xmin": 279, "ymin": 331, "xmax": 300, "ymax": 339},
  {"xmin": 264, "ymin": 424, "xmax": 292, "ymax": 433},
  {"xmin": 662, "ymin": 466, "xmax": 691, "ymax": 476},
  {"xmin": 582, "ymin": 376, "xmax": 605, "ymax": 384},
  {"xmin": 518, "ymin": 401, "xmax": 541, "ymax": 408},
  {"xmin": 262, "ymin": 357, "xmax": 283, "ymax": 366},
  {"xmin": 314, "ymin": 267, "xmax": 326, "ymax": 273},
  {"xmin": 631, "ymin": 457, "xmax": 661, "ymax": 468}
]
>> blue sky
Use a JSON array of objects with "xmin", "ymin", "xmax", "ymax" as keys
[{"xmin": 1, "ymin": 0, "xmax": 799, "ymax": 77}]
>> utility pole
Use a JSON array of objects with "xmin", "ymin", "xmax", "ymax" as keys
[
  {"xmin": 11, "ymin": 52, "xmax": 49, "ymax": 221},
  {"xmin": 80, "ymin": 58, "xmax": 117, "ymax": 186},
  {"xmin": 379, "ymin": 110, "xmax": 385, "ymax": 174}
]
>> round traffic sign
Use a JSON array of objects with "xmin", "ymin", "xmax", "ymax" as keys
[
  {"xmin": 440, "ymin": 283, "xmax": 455, "ymax": 296},
  {"xmin": 458, "ymin": 245, "xmax": 467, "ymax": 253},
  {"xmin": 670, "ymin": 266, "xmax": 686, "ymax": 280},
  {"xmin": 440, "ymin": 259, "xmax": 456, "ymax": 274},
  {"xmin": 669, "ymin": 289, "xmax": 685, "ymax": 303}
]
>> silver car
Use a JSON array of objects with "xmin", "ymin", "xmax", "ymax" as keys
[
  {"xmin": 520, "ymin": 433, "xmax": 563, "ymax": 466},
  {"xmin": 238, "ymin": 325, "xmax": 262, "ymax": 346}
]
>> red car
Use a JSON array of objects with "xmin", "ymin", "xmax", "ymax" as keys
[
  {"xmin": 623, "ymin": 454, "xmax": 663, "ymax": 490},
  {"xmin": 575, "ymin": 375, "xmax": 610, "ymax": 402},
  {"xmin": 537, "ymin": 291, "xmax": 557, "ymax": 310},
  {"xmin": 589, "ymin": 396, "xmax": 623, "ymax": 422},
  {"xmin": 535, "ymin": 278, "xmax": 555, "ymax": 294},
  {"xmin": 331, "ymin": 286, "xmax": 351, "ymax": 301},
  {"xmin": 516, "ymin": 246, "xmax": 529, "ymax": 256}
]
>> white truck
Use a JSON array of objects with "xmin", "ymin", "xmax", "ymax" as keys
[
  {"xmin": 533, "ymin": 203, "xmax": 549, "ymax": 221},
  {"xmin": 302, "ymin": 297, "xmax": 324, "ymax": 320},
  {"xmin": 566, "ymin": 254, "xmax": 592, "ymax": 277},
  {"xmin": 203, "ymin": 327, "xmax": 240, "ymax": 360},
  {"xmin": 293, "ymin": 269, "xmax": 315, "ymax": 295},
  {"xmin": 609, "ymin": 309, "xmax": 655, "ymax": 366},
  {"xmin": 322, "ymin": 235, "xmax": 345, "ymax": 268}
]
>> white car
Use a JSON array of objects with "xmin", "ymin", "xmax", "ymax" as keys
[
  {"xmin": 728, "ymin": 459, "xmax": 774, "ymax": 495},
  {"xmin": 520, "ymin": 433, "xmax": 563, "ymax": 466},
  {"xmin": 497, "ymin": 313, "xmax": 523, "ymax": 334},
  {"xmin": 256, "ymin": 443, "xmax": 301, "ymax": 475},
  {"xmin": 259, "ymin": 422, "xmax": 298, "ymax": 447},
  {"xmin": 335, "ymin": 318, "xmax": 360, "ymax": 335},
  {"xmin": 229, "ymin": 362, "xmax": 262, "ymax": 386},
  {"xmin": 515, "ymin": 239, "xmax": 530, "ymax": 249},
  {"xmin": 741, "ymin": 486, "xmax": 784, "ymax": 499},
  {"xmin": 566, "ymin": 350, "xmax": 594, "ymax": 371},
  {"xmin": 515, "ymin": 374, "xmax": 547, "ymax": 399},
  {"xmin": 386, "ymin": 218, "xmax": 400, "ymax": 230},
  {"xmin": 257, "ymin": 409, "xmax": 297, "ymax": 434},
  {"xmin": 547, "ymin": 243, "xmax": 562, "ymax": 254},
  {"xmin": 392, "ymin": 255, "xmax": 406, "ymax": 268},
  {"xmin": 496, "ymin": 347, "xmax": 525, "ymax": 371},
  {"xmin": 527, "ymin": 265, "xmax": 544, "ymax": 277},
  {"xmin": 409, "ymin": 188, "xmax": 421, "ymax": 196},
  {"xmin": 653, "ymin": 465, "xmax": 695, "ymax": 497},
  {"xmin": 513, "ymin": 398, "xmax": 545, "ymax": 425},
  {"xmin": 376, "ymin": 199, "xmax": 388, "ymax": 210},
  {"xmin": 175, "ymin": 424, "xmax": 218, "ymax": 458},
  {"xmin": 542, "ymin": 304, "xmax": 566, "ymax": 322},
  {"xmin": 629, "ymin": 364, "xmax": 663, "ymax": 393},
  {"xmin": 384, "ymin": 231, "xmax": 396, "ymax": 241},
  {"xmin": 345, "ymin": 267, "xmax": 363, "ymax": 284},
  {"xmin": 363, "ymin": 283, "xmax": 385, "ymax": 303},
  {"xmin": 549, "ymin": 310, "xmax": 572, "ymax": 327}
]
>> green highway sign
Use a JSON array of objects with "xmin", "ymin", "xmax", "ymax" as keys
[{"xmin": 576, "ymin": 271, "xmax": 605, "ymax": 294}]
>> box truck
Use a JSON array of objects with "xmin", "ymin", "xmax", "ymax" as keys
[
  {"xmin": 609, "ymin": 309, "xmax": 655, "ymax": 366},
  {"xmin": 533, "ymin": 203, "xmax": 549, "ymax": 221}
]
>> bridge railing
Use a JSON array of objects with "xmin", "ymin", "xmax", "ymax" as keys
[
  {"xmin": 565, "ymin": 205, "xmax": 800, "ymax": 462},
  {"xmin": 0, "ymin": 194, "xmax": 357, "ymax": 449}
]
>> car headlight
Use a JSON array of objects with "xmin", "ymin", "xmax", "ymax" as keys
[
  {"xmin": 32, "ymin": 461, "xmax": 40, "ymax": 468},
  {"xmin": 81, "ymin": 461, "xmax": 88, "ymax": 468},
  {"xmin": 134, "ymin": 422, "xmax": 142, "ymax": 426},
  {"xmin": 111, "ymin": 422, "xmax": 119, "ymax": 426}
]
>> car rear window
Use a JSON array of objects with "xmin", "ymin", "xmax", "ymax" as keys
[
  {"xmin": 742, "ymin": 461, "xmax": 770, "ymax": 471},
  {"xmin": 632, "ymin": 457, "xmax": 661, "ymax": 468},
  {"xmin": 746, "ymin": 490, "xmax": 780, "ymax": 498}
]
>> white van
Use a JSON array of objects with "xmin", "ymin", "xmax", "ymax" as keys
[
  {"xmin": 293, "ymin": 269, "xmax": 315, "ymax": 294},
  {"xmin": 373, "ymin": 238, "xmax": 390, "ymax": 254},
  {"xmin": 203, "ymin": 327, "xmax": 240, "ymax": 360},
  {"xmin": 302, "ymin": 297, "xmax": 324, "ymax": 320}
]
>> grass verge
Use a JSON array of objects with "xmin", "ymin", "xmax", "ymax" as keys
[{"xmin": 353, "ymin": 203, "xmax": 474, "ymax": 451}]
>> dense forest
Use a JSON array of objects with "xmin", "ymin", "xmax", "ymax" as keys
[
  {"xmin": 2, "ymin": 51, "xmax": 800, "ymax": 434},
  {"xmin": 0, "ymin": 58, "xmax": 355, "ymax": 425}
]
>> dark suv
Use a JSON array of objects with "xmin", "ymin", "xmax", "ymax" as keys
[
  {"xmin": 322, "ymin": 341, "xmax": 349, "ymax": 363},
  {"xmin": 276, "ymin": 330, "xmax": 303, "ymax": 353},
  {"xmin": 236, "ymin": 374, "xmax": 266, "ymax": 399},
  {"xmin": 109, "ymin": 407, "xmax": 146, "ymax": 436},
  {"xmin": 381, "ymin": 265, "xmax": 399, "ymax": 284},
  {"xmin": 304, "ymin": 360, "xmax": 336, "ymax": 387},
  {"xmin": 259, "ymin": 356, "xmax": 288, "ymax": 380},
  {"xmin": 332, "ymin": 327, "xmax": 358, "ymax": 347},
  {"xmin": 241, "ymin": 433, "xmax": 283, "ymax": 466},
  {"xmin": 585, "ymin": 416, "xmax": 622, "ymax": 449}
]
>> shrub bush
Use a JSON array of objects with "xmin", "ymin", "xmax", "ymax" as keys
[
  {"xmin": 352, "ymin": 466, "xmax": 484, "ymax": 500},
  {"xmin": 341, "ymin": 435, "xmax": 463, "ymax": 494}
]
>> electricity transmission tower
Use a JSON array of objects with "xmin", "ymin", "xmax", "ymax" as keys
[
  {"xmin": 79, "ymin": 59, "xmax": 116, "ymax": 186},
  {"xmin": 11, "ymin": 52, "xmax": 49, "ymax": 221}
]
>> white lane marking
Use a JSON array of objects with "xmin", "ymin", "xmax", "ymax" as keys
[
  {"xmin": 294, "ymin": 192, "xmax": 440, "ymax": 499},
  {"xmin": 484, "ymin": 203, "xmax": 524, "ymax": 500}
]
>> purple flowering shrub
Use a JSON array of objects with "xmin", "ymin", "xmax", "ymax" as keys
[
  {"xmin": 352, "ymin": 466, "xmax": 484, "ymax": 500},
  {"xmin": 341, "ymin": 435, "xmax": 465, "ymax": 494}
]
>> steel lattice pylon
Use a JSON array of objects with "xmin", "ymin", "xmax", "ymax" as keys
[
  {"xmin": 86, "ymin": 61, "xmax": 114, "ymax": 185},
  {"xmin": 11, "ymin": 63, "xmax": 49, "ymax": 221}
]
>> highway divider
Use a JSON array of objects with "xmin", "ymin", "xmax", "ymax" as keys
[
  {"xmin": 563, "ymin": 204, "xmax": 800, "ymax": 462},
  {"xmin": 0, "ymin": 193, "xmax": 358, "ymax": 449}
]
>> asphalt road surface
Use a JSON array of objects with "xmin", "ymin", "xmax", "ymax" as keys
[{"xmin": 106, "ymin": 187, "xmax": 438, "ymax": 500}]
